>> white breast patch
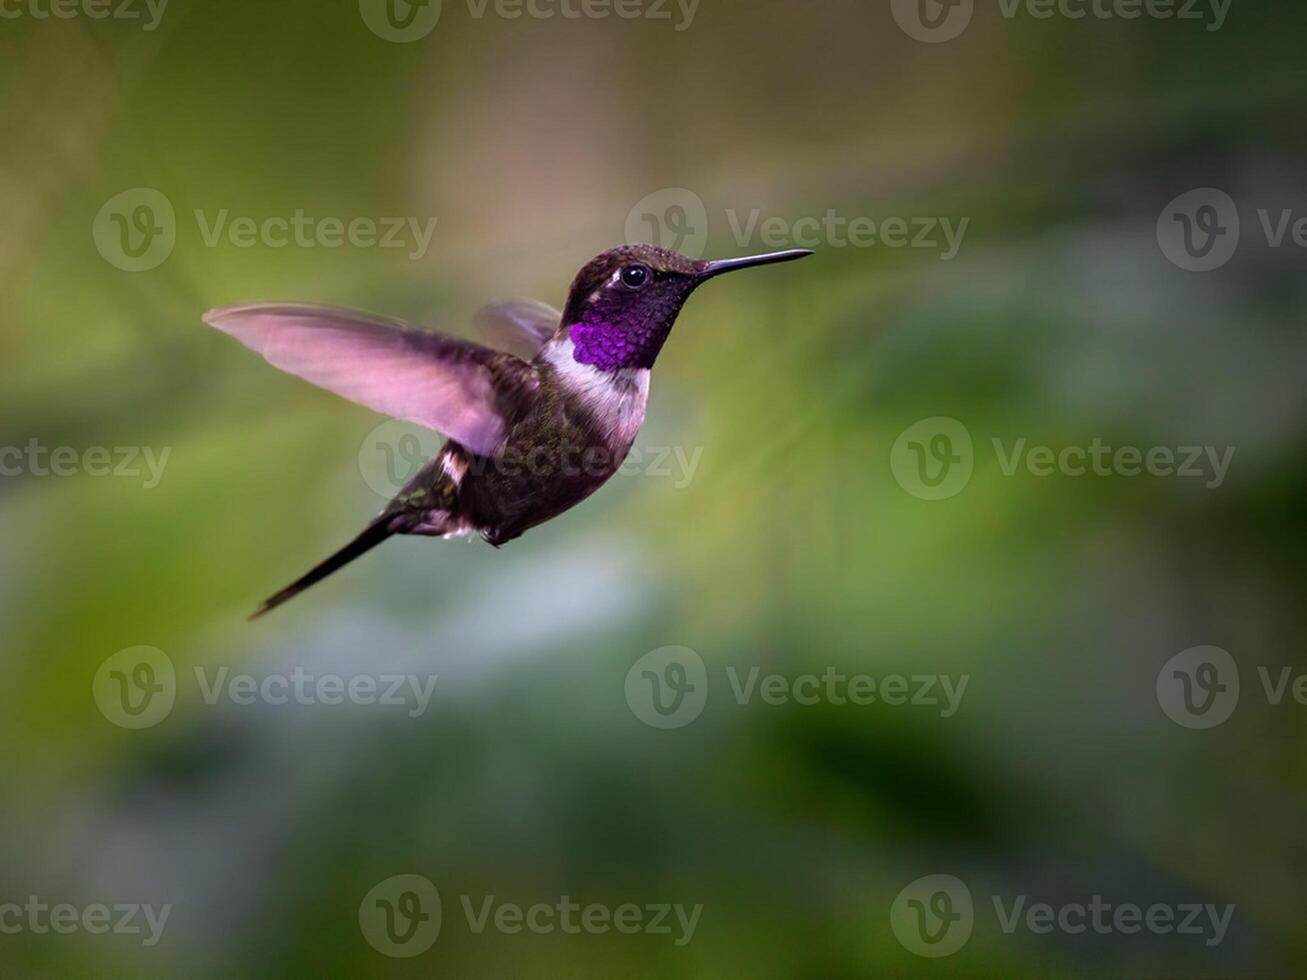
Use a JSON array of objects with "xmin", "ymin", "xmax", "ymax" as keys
[{"xmin": 541, "ymin": 337, "xmax": 650, "ymax": 451}]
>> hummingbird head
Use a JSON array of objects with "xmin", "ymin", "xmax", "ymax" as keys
[{"xmin": 559, "ymin": 243, "xmax": 812, "ymax": 372}]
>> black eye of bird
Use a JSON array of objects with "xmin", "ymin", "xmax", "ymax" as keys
[{"xmin": 620, "ymin": 265, "xmax": 650, "ymax": 289}]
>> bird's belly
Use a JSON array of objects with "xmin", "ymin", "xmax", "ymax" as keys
[
  {"xmin": 457, "ymin": 353, "xmax": 650, "ymax": 544},
  {"xmin": 463, "ymin": 433, "xmax": 633, "ymax": 543}
]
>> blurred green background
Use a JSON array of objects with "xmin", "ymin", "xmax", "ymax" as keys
[{"xmin": 3, "ymin": 0, "xmax": 1306, "ymax": 976}]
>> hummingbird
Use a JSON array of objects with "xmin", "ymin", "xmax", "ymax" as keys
[{"xmin": 204, "ymin": 243, "xmax": 812, "ymax": 619}]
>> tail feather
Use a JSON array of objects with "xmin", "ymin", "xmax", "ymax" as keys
[{"xmin": 248, "ymin": 519, "xmax": 396, "ymax": 621}]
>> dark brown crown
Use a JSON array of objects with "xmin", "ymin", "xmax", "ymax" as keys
[{"xmin": 562, "ymin": 244, "xmax": 703, "ymax": 325}]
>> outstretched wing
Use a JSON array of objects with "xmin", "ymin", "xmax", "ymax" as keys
[
  {"xmin": 473, "ymin": 297, "xmax": 560, "ymax": 359},
  {"xmin": 204, "ymin": 303, "xmax": 528, "ymax": 457}
]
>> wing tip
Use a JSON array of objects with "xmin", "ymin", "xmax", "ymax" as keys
[
  {"xmin": 201, "ymin": 305, "xmax": 228, "ymax": 328},
  {"xmin": 203, "ymin": 301, "xmax": 418, "ymax": 335},
  {"xmin": 202, "ymin": 303, "xmax": 263, "ymax": 334},
  {"xmin": 203, "ymin": 303, "xmax": 311, "ymax": 344}
]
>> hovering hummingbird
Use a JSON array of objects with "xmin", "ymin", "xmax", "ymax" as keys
[{"xmin": 205, "ymin": 243, "xmax": 812, "ymax": 619}]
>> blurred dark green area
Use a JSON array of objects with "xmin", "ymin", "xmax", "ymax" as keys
[{"xmin": 2, "ymin": 0, "xmax": 1306, "ymax": 976}]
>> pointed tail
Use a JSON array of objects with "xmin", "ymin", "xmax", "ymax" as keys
[{"xmin": 248, "ymin": 519, "xmax": 396, "ymax": 621}]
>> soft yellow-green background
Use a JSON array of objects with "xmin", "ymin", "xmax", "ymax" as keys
[{"xmin": 2, "ymin": 0, "xmax": 1305, "ymax": 976}]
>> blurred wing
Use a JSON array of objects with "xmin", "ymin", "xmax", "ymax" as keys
[
  {"xmin": 473, "ymin": 297, "xmax": 560, "ymax": 359},
  {"xmin": 204, "ymin": 303, "xmax": 520, "ymax": 457}
]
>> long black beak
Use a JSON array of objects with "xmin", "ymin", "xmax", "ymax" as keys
[{"xmin": 701, "ymin": 249, "xmax": 813, "ymax": 278}]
